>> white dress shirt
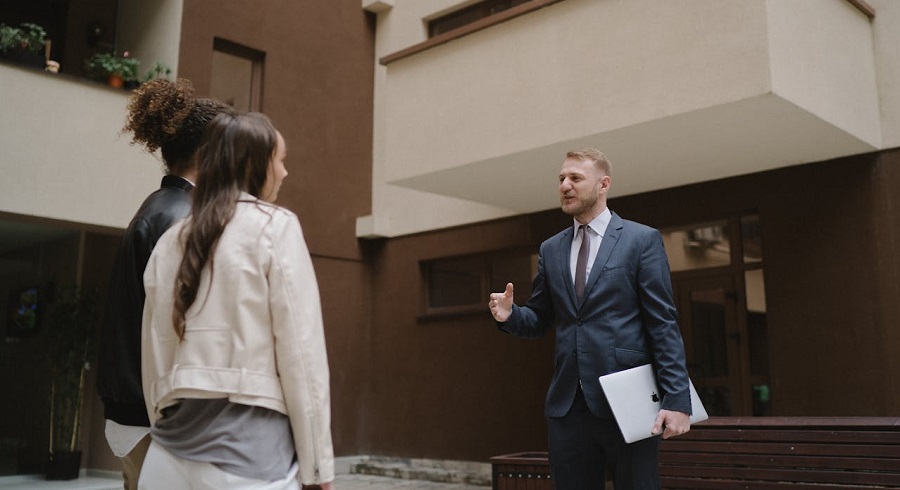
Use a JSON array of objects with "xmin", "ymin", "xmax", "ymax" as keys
[{"xmin": 570, "ymin": 208, "xmax": 612, "ymax": 284}]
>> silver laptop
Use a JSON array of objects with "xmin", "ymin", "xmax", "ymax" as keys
[{"xmin": 598, "ymin": 364, "xmax": 709, "ymax": 443}]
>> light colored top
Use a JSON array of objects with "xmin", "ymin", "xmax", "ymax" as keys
[
  {"xmin": 570, "ymin": 207, "xmax": 612, "ymax": 282},
  {"xmin": 142, "ymin": 195, "xmax": 334, "ymax": 485},
  {"xmin": 104, "ymin": 419, "xmax": 149, "ymax": 457},
  {"xmin": 151, "ymin": 398, "xmax": 294, "ymax": 481}
]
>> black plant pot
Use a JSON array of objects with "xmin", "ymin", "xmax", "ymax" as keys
[
  {"xmin": 46, "ymin": 450, "xmax": 81, "ymax": 480},
  {"xmin": 1, "ymin": 48, "xmax": 45, "ymax": 69}
]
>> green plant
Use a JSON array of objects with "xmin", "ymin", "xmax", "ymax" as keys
[
  {"xmin": 0, "ymin": 22, "xmax": 47, "ymax": 54},
  {"xmin": 46, "ymin": 286, "xmax": 100, "ymax": 455},
  {"xmin": 85, "ymin": 51, "xmax": 140, "ymax": 81},
  {"xmin": 144, "ymin": 61, "xmax": 172, "ymax": 82}
]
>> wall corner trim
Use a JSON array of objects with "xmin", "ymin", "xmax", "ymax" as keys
[{"xmin": 363, "ymin": 0, "xmax": 393, "ymax": 14}]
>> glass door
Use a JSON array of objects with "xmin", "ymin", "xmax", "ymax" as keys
[{"xmin": 677, "ymin": 275, "xmax": 746, "ymax": 416}]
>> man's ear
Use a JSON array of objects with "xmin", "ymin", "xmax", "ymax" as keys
[{"xmin": 599, "ymin": 175, "xmax": 611, "ymax": 192}]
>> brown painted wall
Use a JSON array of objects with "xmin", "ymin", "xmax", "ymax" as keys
[
  {"xmin": 178, "ymin": 0, "xmax": 374, "ymax": 260},
  {"xmin": 366, "ymin": 217, "xmax": 559, "ymax": 460},
  {"xmin": 178, "ymin": 0, "xmax": 375, "ymax": 456}
]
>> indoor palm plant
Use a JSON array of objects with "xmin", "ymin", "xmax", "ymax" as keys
[{"xmin": 45, "ymin": 286, "xmax": 100, "ymax": 480}]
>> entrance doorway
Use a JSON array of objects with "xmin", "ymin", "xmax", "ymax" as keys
[{"xmin": 662, "ymin": 215, "xmax": 770, "ymax": 416}]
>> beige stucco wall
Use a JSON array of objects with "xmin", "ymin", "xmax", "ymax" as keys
[
  {"xmin": 766, "ymin": 0, "xmax": 881, "ymax": 147},
  {"xmin": 117, "ymin": 0, "xmax": 183, "ymax": 80},
  {"xmin": 871, "ymin": 0, "xmax": 900, "ymax": 148},
  {"xmin": 0, "ymin": 66, "xmax": 164, "ymax": 229},
  {"xmin": 363, "ymin": 0, "xmax": 895, "ymax": 238}
]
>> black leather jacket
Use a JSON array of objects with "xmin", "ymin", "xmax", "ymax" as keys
[{"xmin": 96, "ymin": 175, "xmax": 192, "ymax": 426}]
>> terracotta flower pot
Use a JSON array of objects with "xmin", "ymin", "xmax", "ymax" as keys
[{"xmin": 107, "ymin": 74, "xmax": 124, "ymax": 88}]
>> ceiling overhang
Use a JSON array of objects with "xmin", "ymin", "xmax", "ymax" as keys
[{"xmin": 389, "ymin": 94, "xmax": 878, "ymax": 213}]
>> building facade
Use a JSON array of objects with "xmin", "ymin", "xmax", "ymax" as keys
[{"xmin": 1, "ymin": 0, "xmax": 898, "ymax": 475}]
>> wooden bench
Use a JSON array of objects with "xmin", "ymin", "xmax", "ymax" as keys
[
  {"xmin": 490, "ymin": 452, "xmax": 553, "ymax": 490},
  {"xmin": 491, "ymin": 417, "xmax": 900, "ymax": 489},
  {"xmin": 659, "ymin": 417, "xmax": 900, "ymax": 489}
]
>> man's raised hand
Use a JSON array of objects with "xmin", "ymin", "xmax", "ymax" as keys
[{"xmin": 489, "ymin": 282, "xmax": 515, "ymax": 322}]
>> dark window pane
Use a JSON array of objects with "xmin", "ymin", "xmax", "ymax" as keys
[
  {"xmin": 661, "ymin": 221, "xmax": 730, "ymax": 272},
  {"xmin": 428, "ymin": 256, "xmax": 483, "ymax": 308},
  {"xmin": 429, "ymin": 0, "xmax": 535, "ymax": 38},
  {"xmin": 690, "ymin": 288, "xmax": 728, "ymax": 378},
  {"xmin": 490, "ymin": 253, "xmax": 534, "ymax": 306},
  {"xmin": 741, "ymin": 215, "xmax": 762, "ymax": 263}
]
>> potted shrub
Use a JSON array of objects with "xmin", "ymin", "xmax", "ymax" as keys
[
  {"xmin": 0, "ymin": 22, "xmax": 47, "ymax": 68},
  {"xmin": 143, "ymin": 61, "xmax": 172, "ymax": 82},
  {"xmin": 45, "ymin": 286, "xmax": 100, "ymax": 480},
  {"xmin": 85, "ymin": 51, "xmax": 139, "ymax": 88}
]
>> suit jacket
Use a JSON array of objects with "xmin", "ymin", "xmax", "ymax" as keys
[{"xmin": 501, "ymin": 211, "xmax": 692, "ymax": 419}]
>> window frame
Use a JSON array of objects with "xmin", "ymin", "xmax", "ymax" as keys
[
  {"xmin": 211, "ymin": 37, "xmax": 265, "ymax": 111},
  {"xmin": 420, "ymin": 247, "xmax": 536, "ymax": 320}
]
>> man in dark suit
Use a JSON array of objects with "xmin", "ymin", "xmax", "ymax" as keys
[{"xmin": 489, "ymin": 148, "xmax": 692, "ymax": 490}]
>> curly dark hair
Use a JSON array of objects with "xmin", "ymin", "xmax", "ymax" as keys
[{"xmin": 123, "ymin": 78, "xmax": 233, "ymax": 173}]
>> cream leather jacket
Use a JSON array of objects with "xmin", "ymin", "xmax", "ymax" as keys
[{"xmin": 142, "ymin": 196, "xmax": 334, "ymax": 485}]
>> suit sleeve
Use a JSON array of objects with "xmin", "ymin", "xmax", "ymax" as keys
[
  {"xmin": 268, "ymin": 214, "xmax": 335, "ymax": 485},
  {"xmin": 637, "ymin": 230, "xmax": 692, "ymax": 414},
  {"xmin": 500, "ymin": 242, "xmax": 555, "ymax": 338}
]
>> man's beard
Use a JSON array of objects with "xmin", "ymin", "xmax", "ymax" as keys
[{"xmin": 562, "ymin": 194, "xmax": 597, "ymax": 217}]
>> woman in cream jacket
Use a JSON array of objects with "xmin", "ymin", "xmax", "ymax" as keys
[{"xmin": 139, "ymin": 112, "xmax": 334, "ymax": 489}]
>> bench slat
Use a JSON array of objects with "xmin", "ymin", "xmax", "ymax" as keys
[
  {"xmin": 662, "ymin": 476, "xmax": 885, "ymax": 490},
  {"xmin": 661, "ymin": 451, "xmax": 900, "ymax": 472},
  {"xmin": 661, "ymin": 464, "xmax": 900, "ymax": 486},
  {"xmin": 661, "ymin": 440, "xmax": 900, "ymax": 458},
  {"xmin": 673, "ymin": 428, "xmax": 900, "ymax": 445}
]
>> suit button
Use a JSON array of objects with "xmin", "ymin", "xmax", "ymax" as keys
[{"xmin": 576, "ymin": 319, "xmax": 583, "ymax": 326}]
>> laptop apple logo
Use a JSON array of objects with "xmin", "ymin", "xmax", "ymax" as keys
[{"xmin": 651, "ymin": 392, "xmax": 659, "ymax": 403}]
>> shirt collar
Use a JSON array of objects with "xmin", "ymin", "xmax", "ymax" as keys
[{"xmin": 573, "ymin": 208, "xmax": 612, "ymax": 238}]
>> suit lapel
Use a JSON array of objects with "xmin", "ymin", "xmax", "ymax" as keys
[
  {"xmin": 578, "ymin": 212, "xmax": 623, "ymax": 308},
  {"xmin": 557, "ymin": 227, "xmax": 578, "ymax": 306}
]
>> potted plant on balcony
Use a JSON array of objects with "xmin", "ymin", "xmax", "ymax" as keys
[
  {"xmin": 0, "ymin": 22, "xmax": 47, "ymax": 69},
  {"xmin": 45, "ymin": 286, "xmax": 100, "ymax": 480},
  {"xmin": 85, "ymin": 51, "xmax": 139, "ymax": 88},
  {"xmin": 143, "ymin": 61, "xmax": 172, "ymax": 82}
]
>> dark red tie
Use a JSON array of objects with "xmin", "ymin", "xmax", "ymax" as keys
[{"xmin": 575, "ymin": 225, "xmax": 590, "ymax": 301}]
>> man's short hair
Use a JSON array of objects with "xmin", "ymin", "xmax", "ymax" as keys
[{"xmin": 566, "ymin": 148, "xmax": 612, "ymax": 176}]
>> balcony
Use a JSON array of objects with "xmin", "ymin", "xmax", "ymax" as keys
[
  {"xmin": 0, "ymin": 0, "xmax": 182, "ymax": 229},
  {"xmin": 0, "ymin": 62, "xmax": 162, "ymax": 229},
  {"xmin": 361, "ymin": 0, "xmax": 886, "ymax": 237}
]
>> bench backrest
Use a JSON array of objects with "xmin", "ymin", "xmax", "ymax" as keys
[{"xmin": 660, "ymin": 417, "xmax": 900, "ymax": 489}]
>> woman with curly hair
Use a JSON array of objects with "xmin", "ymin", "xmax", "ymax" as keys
[
  {"xmin": 96, "ymin": 79, "xmax": 233, "ymax": 490},
  {"xmin": 139, "ymin": 112, "xmax": 334, "ymax": 489}
]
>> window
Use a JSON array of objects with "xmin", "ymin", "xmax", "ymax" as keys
[
  {"xmin": 428, "ymin": 0, "xmax": 534, "ymax": 37},
  {"xmin": 209, "ymin": 38, "xmax": 264, "ymax": 111},
  {"xmin": 422, "ymin": 249, "xmax": 536, "ymax": 317}
]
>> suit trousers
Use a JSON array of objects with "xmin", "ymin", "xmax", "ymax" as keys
[
  {"xmin": 138, "ymin": 441, "xmax": 300, "ymax": 490},
  {"xmin": 547, "ymin": 387, "xmax": 660, "ymax": 490}
]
